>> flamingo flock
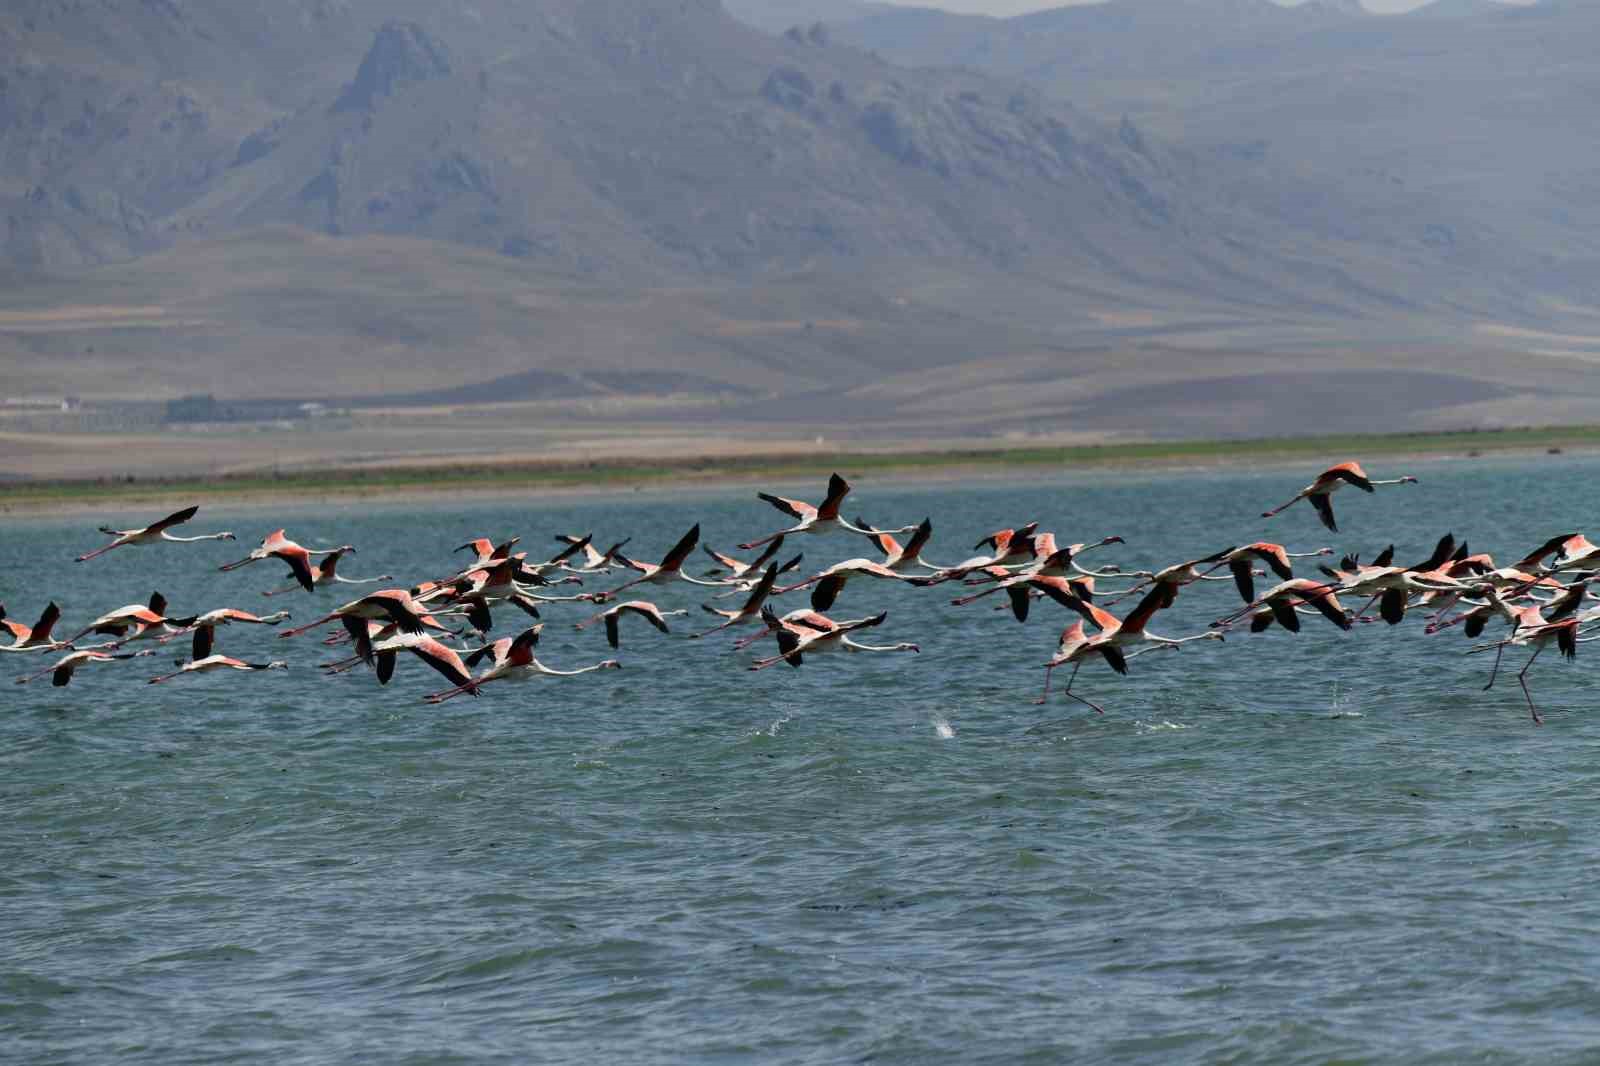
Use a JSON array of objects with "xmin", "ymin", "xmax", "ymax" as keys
[{"xmin": 9, "ymin": 461, "xmax": 1599, "ymax": 725}]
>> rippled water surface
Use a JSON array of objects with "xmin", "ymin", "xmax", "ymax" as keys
[{"xmin": 6, "ymin": 455, "xmax": 1600, "ymax": 1064}]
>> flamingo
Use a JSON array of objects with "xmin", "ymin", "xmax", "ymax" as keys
[
  {"xmin": 1471, "ymin": 616, "xmax": 1589, "ymax": 725},
  {"xmin": 148, "ymin": 655, "xmax": 288, "ymax": 684},
  {"xmin": 277, "ymin": 589, "xmax": 454, "ymax": 664},
  {"xmin": 701, "ymin": 536, "xmax": 803, "ymax": 585},
  {"xmin": 1261, "ymin": 462, "xmax": 1417, "ymax": 532},
  {"xmin": 263, "ymin": 547, "xmax": 390, "ymax": 596},
  {"xmin": 63, "ymin": 592, "xmax": 197, "ymax": 648},
  {"xmin": 596, "ymin": 525, "xmax": 723, "ymax": 600},
  {"xmin": 910, "ymin": 523, "xmax": 1041, "ymax": 586},
  {"xmin": 857, "ymin": 517, "xmax": 949, "ymax": 572},
  {"xmin": 455, "ymin": 536, "xmax": 522, "ymax": 567},
  {"xmin": 951, "ymin": 543, "xmax": 1122, "ymax": 622},
  {"xmin": 555, "ymin": 534, "xmax": 631, "ymax": 574},
  {"xmin": 1201, "ymin": 543, "xmax": 1335, "ymax": 603},
  {"xmin": 220, "ymin": 531, "xmax": 349, "ymax": 593},
  {"xmin": 1526, "ymin": 533, "xmax": 1600, "ymax": 576},
  {"xmin": 15, "ymin": 648, "xmax": 154, "ymax": 686},
  {"xmin": 1, "ymin": 602, "xmax": 68, "ymax": 654},
  {"xmin": 693, "ymin": 563, "xmax": 783, "ymax": 639},
  {"xmin": 748, "ymin": 605, "xmax": 918, "ymax": 670},
  {"xmin": 75, "ymin": 505, "xmax": 235, "ymax": 562},
  {"xmin": 1212, "ymin": 579, "xmax": 1353, "ymax": 634},
  {"xmin": 1033, "ymin": 621, "xmax": 1144, "ymax": 712},
  {"xmin": 424, "ymin": 625, "xmax": 621, "ymax": 702},
  {"xmin": 574, "ymin": 601, "xmax": 686, "ymax": 649},
  {"xmin": 737, "ymin": 474, "xmax": 918, "ymax": 550},
  {"xmin": 730, "ymin": 606, "xmax": 845, "ymax": 651},
  {"xmin": 774, "ymin": 558, "xmax": 914, "ymax": 611},
  {"xmin": 1060, "ymin": 583, "xmax": 1227, "ymax": 657},
  {"xmin": 342, "ymin": 633, "xmax": 477, "ymax": 690},
  {"xmin": 167, "ymin": 608, "xmax": 292, "ymax": 660}
]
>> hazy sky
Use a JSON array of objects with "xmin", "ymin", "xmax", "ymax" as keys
[{"xmin": 871, "ymin": 0, "xmax": 1503, "ymax": 14}]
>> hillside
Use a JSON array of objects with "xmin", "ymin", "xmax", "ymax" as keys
[
  {"xmin": 2, "ymin": 0, "xmax": 1599, "ymax": 478},
  {"xmin": 835, "ymin": 0, "xmax": 1600, "ymax": 292}
]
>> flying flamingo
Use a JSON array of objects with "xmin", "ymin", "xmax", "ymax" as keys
[
  {"xmin": 1033, "ymin": 621, "xmax": 1142, "ymax": 712},
  {"xmin": 596, "ymin": 525, "xmax": 723, "ymax": 600},
  {"xmin": 1201, "ymin": 543, "xmax": 1335, "ymax": 603},
  {"xmin": 857, "ymin": 517, "xmax": 950, "ymax": 572},
  {"xmin": 1059, "ymin": 583, "xmax": 1227, "ymax": 661},
  {"xmin": 554, "ymin": 534, "xmax": 631, "ymax": 574},
  {"xmin": 15, "ymin": 648, "xmax": 155, "ymax": 686},
  {"xmin": 455, "ymin": 536, "xmax": 523, "ymax": 567},
  {"xmin": 1212, "ymin": 579, "xmax": 1353, "ymax": 634},
  {"xmin": 1522, "ymin": 532, "xmax": 1600, "ymax": 576},
  {"xmin": 63, "ymin": 592, "xmax": 197, "ymax": 648},
  {"xmin": 263, "ymin": 547, "xmax": 391, "ymax": 596},
  {"xmin": 737, "ymin": 474, "xmax": 918, "ymax": 550},
  {"xmin": 75, "ymin": 505, "xmax": 236, "ymax": 562},
  {"xmin": 148, "ymin": 655, "xmax": 288, "ymax": 684},
  {"xmin": 1, "ymin": 602, "xmax": 67, "ymax": 654},
  {"xmin": 277, "ymin": 589, "xmax": 455, "ymax": 664},
  {"xmin": 951, "ymin": 543, "xmax": 1123, "ymax": 622},
  {"xmin": 701, "ymin": 536, "xmax": 803, "ymax": 586},
  {"xmin": 424, "ymin": 625, "xmax": 621, "ymax": 703},
  {"xmin": 730, "ymin": 606, "xmax": 846, "ymax": 652},
  {"xmin": 911, "ymin": 523, "xmax": 1041, "ymax": 586},
  {"xmin": 774, "ymin": 558, "xmax": 914, "ymax": 611},
  {"xmin": 748, "ymin": 605, "xmax": 918, "ymax": 670},
  {"xmin": 220, "ymin": 531, "xmax": 350, "ymax": 593},
  {"xmin": 1471, "ymin": 616, "xmax": 1590, "ymax": 725},
  {"xmin": 1261, "ymin": 462, "xmax": 1418, "ymax": 532},
  {"xmin": 573, "ymin": 601, "xmax": 687, "ymax": 649},
  {"xmin": 693, "ymin": 563, "xmax": 783, "ymax": 639},
  {"xmin": 166, "ymin": 608, "xmax": 292, "ymax": 659}
]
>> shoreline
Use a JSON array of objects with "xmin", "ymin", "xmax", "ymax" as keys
[{"xmin": 3, "ymin": 425, "xmax": 1596, "ymax": 518}]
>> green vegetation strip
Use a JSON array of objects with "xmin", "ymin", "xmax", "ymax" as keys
[{"xmin": 5, "ymin": 426, "xmax": 1599, "ymax": 509}]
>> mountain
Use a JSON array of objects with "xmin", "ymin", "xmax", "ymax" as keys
[
  {"xmin": 3, "ymin": 0, "xmax": 1600, "ymax": 455},
  {"xmin": 834, "ymin": 0, "xmax": 1600, "ymax": 280},
  {"xmin": 722, "ymin": 0, "xmax": 893, "ymax": 33}
]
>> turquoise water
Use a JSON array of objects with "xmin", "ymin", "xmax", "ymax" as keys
[{"xmin": 5, "ymin": 455, "xmax": 1600, "ymax": 1064}]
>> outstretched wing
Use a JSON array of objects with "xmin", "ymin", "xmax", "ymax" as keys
[
  {"xmin": 816, "ymin": 473, "xmax": 851, "ymax": 521},
  {"xmin": 1326, "ymin": 463, "xmax": 1374, "ymax": 492},
  {"xmin": 757, "ymin": 493, "xmax": 815, "ymax": 521},
  {"xmin": 150, "ymin": 505, "xmax": 201, "ymax": 532},
  {"xmin": 1308, "ymin": 494, "xmax": 1339, "ymax": 533},
  {"xmin": 659, "ymin": 524, "xmax": 701, "ymax": 572}
]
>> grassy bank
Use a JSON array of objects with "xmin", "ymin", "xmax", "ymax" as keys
[{"xmin": 4, "ymin": 425, "xmax": 1597, "ymax": 511}]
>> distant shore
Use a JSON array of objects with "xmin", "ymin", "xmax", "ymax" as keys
[{"xmin": 3, "ymin": 425, "xmax": 1596, "ymax": 517}]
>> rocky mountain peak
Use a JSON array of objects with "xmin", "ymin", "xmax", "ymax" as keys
[{"xmin": 331, "ymin": 20, "xmax": 451, "ymax": 114}]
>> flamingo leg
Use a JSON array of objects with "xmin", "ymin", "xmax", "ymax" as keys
[
  {"xmin": 1060, "ymin": 665, "xmax": 1105, "ymax": 716},
  {"xmin": 1483, "ymin": 642, "xmax": 1509, "ymax": 691},
  {"xmin": 1517, "ymin": 644, "xmax": 1546, "ymax": 726},
  {"xmin": 1034, "ymin": 663, "xmax": 1057, "ymax": 705}
]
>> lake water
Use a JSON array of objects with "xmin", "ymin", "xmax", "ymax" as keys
[{"xmin": 5, "ymin": 454, "xmax": 1600, "ymax": 1064}]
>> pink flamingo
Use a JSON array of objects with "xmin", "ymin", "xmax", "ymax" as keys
[
  {"xmin": 574, "ymin": 600, "xmax": 686, "ymax": 649},
  {"xmin": 1, "ymin": 601, "xmax": 68, "ymax": 654},
  {"xmin": 1261, "ymin": 461, "xmax": 1417, "ymax": 532},
  {"xmin": 148, "ymin": 655, "xmax": 288, "ymax": 684},
  {"xmin": 738, "ymin": 474, "xmax": 918, "ymax": 550},
  {"xmin": 76, "ymin": 505, "xmax": 235, "ymax": 562}
]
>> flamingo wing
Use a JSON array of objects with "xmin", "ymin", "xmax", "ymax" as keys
[
  {"xmin": 757, "ymin": 493, "xmax": 815, "ymax": 522},
  {"xmin": 816, "ymin": 473, "xmax": 850, "ymax": 521},
  {"xmin": 1308, "ymin": 494, "xmax": 1339, "ymax": 533},
  {"xmin": 658, "ymin": 524, "xmax": 701, "ymax": 572},
  {"xmin": 150, "ymin": 505, "xmax": 201, "ymax": 532}
]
